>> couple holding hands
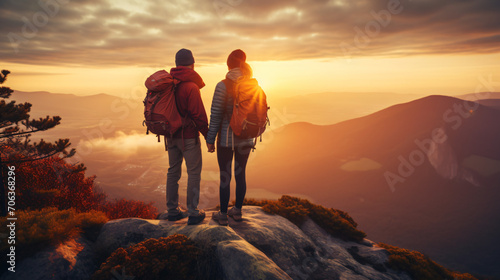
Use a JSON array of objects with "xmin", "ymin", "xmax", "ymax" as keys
[{"xmin": 152, "ymin": 48, "xmax": 265, "ymax": 226}]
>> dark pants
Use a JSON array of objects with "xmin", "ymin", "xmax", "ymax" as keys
[{"xmin": 217, "ymin": 145, "xmax": 252, "ymax": 213}]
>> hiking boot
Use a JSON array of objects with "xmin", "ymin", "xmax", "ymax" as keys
[
  {"xmin": 228, "ymin": 206, "xmax": 242, "ymax": 221},
  {"xmin": 167, "ymin": 209, "xmax": 188, "ymax": 221},
  {"xmin": 212, "ymin": 211, "xmax": 228, "ymax": 226},
  {"xmin": 157, "ymin": 211, "xmax": 168, "ymax": 220},
  {"xmin": 187, "ymin": 210, "xmax": 206, "ymax": 225}
]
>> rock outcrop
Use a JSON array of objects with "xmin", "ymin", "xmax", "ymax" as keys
[
  {"xmin": 1, "ymin": 206, "xmax": 412, "ymax": 280},
  {"xmin": 1, "ymin": 235, "xmax": 98, "ymax": 280}
]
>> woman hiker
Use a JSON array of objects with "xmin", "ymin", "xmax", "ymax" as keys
[{"xmin": 206, "ymin": 49, "xmax": 259, "ymax": 226}]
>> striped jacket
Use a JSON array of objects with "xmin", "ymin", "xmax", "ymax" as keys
[{"xmin": 207, "ymin": 75, "xmax": 254, "ymax": 148}]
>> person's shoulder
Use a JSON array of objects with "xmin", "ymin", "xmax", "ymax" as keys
[
  {"xmin": 178, "ymin": 81, "xmax": 200, "ymax": 92},
  {"xmin": 216, "ymin": 80, "xmax": 226, "ymax": 88},
  {"xmin": 215, "ymin": 80, "xmax": 227, "ymax": 92}
]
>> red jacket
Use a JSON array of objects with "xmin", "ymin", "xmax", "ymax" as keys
[{"xmin": 169, "ymin": 66, "xmax": 209, "ymax": 139}]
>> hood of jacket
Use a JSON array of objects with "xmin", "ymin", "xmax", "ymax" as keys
[
  {"xmin": 226, "ymin": 68, "xmax": 242, "ymax": 82},
  {"xmin": 170, "ymin": 66, "xmax": 205, "ymax": 89}
]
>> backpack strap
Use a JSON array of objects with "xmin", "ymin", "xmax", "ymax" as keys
[
  {"xmin": 222, "ymin": 78, "xmax": 232, "ymax": 95},
  {"xmin": 223, "ymin": 79, "xmax": 234, "ymax": 148},
  {"xmin": 172, "ymin": 79, "xmax": 191, "ymax": 151},
  {"xmin": 172, "ymin": 79, "xmax": 185, "ymax": 118}
]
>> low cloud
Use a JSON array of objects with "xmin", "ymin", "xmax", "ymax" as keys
[
  {"xmin": 0, "ymin": 0, "xmax": 499, "ymax": 67},
  {"xmin": 77, "ymin": 131, "xmax": 161, "ymax": 156}
]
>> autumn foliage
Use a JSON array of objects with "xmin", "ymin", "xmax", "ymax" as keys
[
  {"xmin": 100, "ymin": 198, "xmax": 158, "ymax": 220},
  {"xmin": 0, "ymin": 207, "xmax": 108, "ymax": 259},
  {"xmin": 92, "ymin": 234, "xmax": 202, "ymax": 280},
  {"xmin": 7, "ymin": 153, "xmax": 158, "ymax": 219},
  {"xmin": 12, "ymin": 155, "xmax": 102, "ymax": 211}
]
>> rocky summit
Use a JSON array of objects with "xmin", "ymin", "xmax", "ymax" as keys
[{"xmin": 1, "ymin": 206, "xmax": 412, "ymax": 280}]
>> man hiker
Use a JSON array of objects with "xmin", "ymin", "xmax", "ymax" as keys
[{"xmin": 165, "ymin": 48, "xmax": 208, "ymax": 225}]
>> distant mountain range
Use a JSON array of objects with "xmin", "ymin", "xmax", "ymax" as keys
[
  {"xmin": 12, "ymin": 90, "xmax": 429, "ymax": 129},
  {"xmin": 9, "ymin": 90, "xmax": 500, "ymax": 278},
  {"xmin": 248, "ymin": 94, "xmax": 500, "ymax": 277},
  {"xmin": 10, "ymin": 91, "xmax": 144, "ymax": 135},
  {"xmin": 8, "ymin": 90, "xmax": 430, "ymax": 203}
]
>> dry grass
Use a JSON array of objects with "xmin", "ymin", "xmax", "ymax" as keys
[
  {"xmin": 0, "ymin": 207, "xmax": 108, "ymax": 258},
  {"xmin": 243, "ymin": 195, "xmax": 366, "ymax": 242},
  {"xmin": 379, "ymin": 243, "xmax": 477, "ymax": 280}
]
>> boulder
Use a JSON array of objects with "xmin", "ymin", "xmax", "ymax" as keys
[
  {"xmin": 217, "ymin": 240, "xmax": 292, "ymax": 280},
  {"xmin": 93, "ymin": 212, "xmax": 290, "ymax": 280},
  {"xmin": 0, "ymin": 235, "xmax": 97, "ymax": 280},
  {"xmin": 4, "ymin": 206, "xmax": 415, "ymax": 280},
  {"xmin": 300, "ymin": 217, "xmax": 411, "ymax": 280}
]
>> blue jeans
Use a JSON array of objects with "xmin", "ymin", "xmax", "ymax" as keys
[{"xmin": 166, "ymin": 138, "xmax": 202, "ymax": 217}]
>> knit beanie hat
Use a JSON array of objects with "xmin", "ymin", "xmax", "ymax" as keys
[
  {"xmin": 227, "ymin": 49, "xmax": 246, "ymax": 69},
  {"xmin": 175, "ymin": 48, "xmax": 195, "ymax": 66}
]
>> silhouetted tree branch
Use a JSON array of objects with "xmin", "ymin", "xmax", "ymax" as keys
[{"xmin": 0, "ymin": 70, "xmax": 77, "ymax": 216}]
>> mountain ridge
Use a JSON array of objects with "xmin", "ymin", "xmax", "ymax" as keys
[{"xmin": 249, "ymin": 94, "xmax": 500, "ymax": 277}]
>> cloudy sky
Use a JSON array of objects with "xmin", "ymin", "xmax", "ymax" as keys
[{"xmin": 1, "ymin": 0, "xmax": 499, "ymax": 97}]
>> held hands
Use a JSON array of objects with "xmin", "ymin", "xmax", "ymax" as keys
[{"xmin": 207, "ymin": 143, "xmax": 215, "ymax": 153}]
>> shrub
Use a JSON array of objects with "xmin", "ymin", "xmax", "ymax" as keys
[
  {"xmin": 92, "ymin": 234, "xmax": 202, "ymax": 280},
  {"xmin": 13, "ymin": 156, "xmax": 106, "ymax": 212},
  {"xmin": 243, "ymin": 195, "xmax": 367, "ymax": 242},
  {"xmin": 8, "ymin": 155, "xmax": 158, "ymax": 220},
  {"xmin": 0, "ymin": 207, "xmax": 108, "ymax": 259},
  {"xmin": 261, "ymin": 196, "xmax": 310, "ymax": 225},
  {"xmin": 239, "ymin": 198, "xmax": 270, "ymax": 207},
  {"xmin": 379, "ymin": 243, "xmax": 477, "ymax": 280},
  {"xmin": 100, "ymin": 198, "xmax": 158, "ymax": 220}
]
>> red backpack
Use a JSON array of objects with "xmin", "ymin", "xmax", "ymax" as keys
[
  {"xmin": 224, "ymin": 77, "xmax": 269, "ymax": 140},
  {"xmin": 143, "ymin": 70, "xmax": 184, "ymax": 146}
]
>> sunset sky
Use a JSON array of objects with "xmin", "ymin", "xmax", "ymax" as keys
[{"xmin": 1, "ymin": 0, "xmax": 499, "ymax": 99}]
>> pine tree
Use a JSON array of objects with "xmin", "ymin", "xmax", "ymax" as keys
[{"xmin": 0, "ymin": 70, "xmax": 78, "ymax": 216}]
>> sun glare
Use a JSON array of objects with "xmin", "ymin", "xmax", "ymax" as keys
[{"xmin": 253, "ymin": 73, "xmax": 270, "ymax": 92}]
